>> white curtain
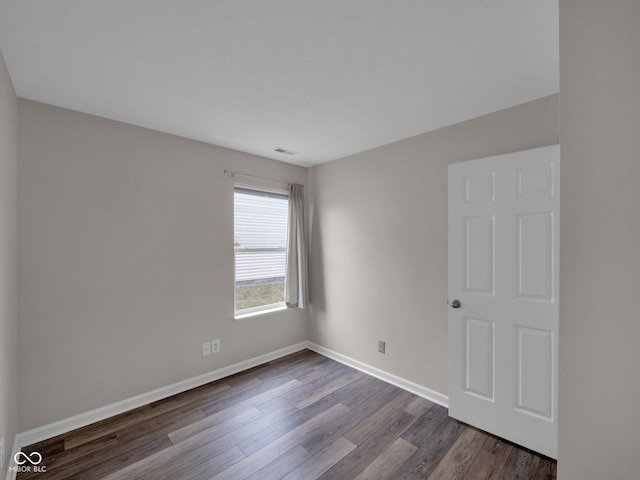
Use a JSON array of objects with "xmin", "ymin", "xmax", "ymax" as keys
[{"xmin": 285, "ymin": 183, "xmax": 308, "ymax": 309}]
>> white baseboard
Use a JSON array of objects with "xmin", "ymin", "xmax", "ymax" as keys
[
  {"xmin": 305, "ymin": 342, "xmax": 449, "ymax": 408},
  {"xmin": 13, "ymin": 339, "xmax": 447, "ymax": 464},
  {"xmin": 16, "ymin": 342, "xmax": 308, "ymax": 448}
]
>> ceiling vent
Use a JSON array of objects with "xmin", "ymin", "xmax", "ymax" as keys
[{"xmin": 274, "ymin": 148, "xmax": 296, "ymax": 155}]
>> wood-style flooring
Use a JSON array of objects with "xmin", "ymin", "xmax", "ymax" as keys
[{"xmin": 17, "ymin": 349, "xmax": 556, "ymax": 479}]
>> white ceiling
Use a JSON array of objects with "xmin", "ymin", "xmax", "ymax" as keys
[{"xmin": 0, "ymin": 1, "xmax": 558, "ymax": 167}]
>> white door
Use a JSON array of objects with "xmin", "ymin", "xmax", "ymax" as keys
[{"xmin": 448, "ymin": 145, "xmax": 559, "ymax": 459}]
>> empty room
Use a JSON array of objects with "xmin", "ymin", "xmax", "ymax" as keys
[{"xmin": 1, "ymin": 1, "xmax": 639, "ymax": 479}]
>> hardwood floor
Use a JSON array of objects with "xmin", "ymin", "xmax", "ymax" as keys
[{"xmin": 17, "ymin": 350, "xmax": 556, "ymax": 479}]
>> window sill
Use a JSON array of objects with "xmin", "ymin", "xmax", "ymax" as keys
[{"xmin": 234, "ymin": 304, "xmax": 287, "ymax": 320}]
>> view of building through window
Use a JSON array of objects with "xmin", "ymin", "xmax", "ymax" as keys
[{"xmin": 234, "ymin": 187, "xmax": 289, "ymax": 313}]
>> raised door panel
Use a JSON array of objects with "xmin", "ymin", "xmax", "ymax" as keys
[
  {"xmin": 516, "ymin": 327, "xmax": 554, "ymax": 421},
  {"xmin": 516, "ymin": 212, "xmax": 554, "ymax": 302},
  {"xmin": 464, "ymin": 216, "xmax": 495, "ymax": 295},
  {"xmin": 464, "ymin": 318, "xmax": 495, "ymax": 401},
  {"xmin": 464, "ymin": 172, "xmax": 495, "ymax": 204},
  {"xmin": 515, "ymin": 164, "xmax": 554, "ymax": 198}
]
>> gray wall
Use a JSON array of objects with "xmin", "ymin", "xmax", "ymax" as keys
[
  {"xmin": 17, "ymin": 100, "xmax": 308, "ymax": 430},
  {"xmin": 559, "ymin": 0, "xmax": 640, "ymax": 478},
  {"xmin": 308, "ymin": 95, "xmax": 559, "ymax": 395},
  {"xmin": 0, "ymin": 48, "xmax": 18, "ymax": 479}
]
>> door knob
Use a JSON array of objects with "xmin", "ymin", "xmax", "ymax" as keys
[{"xmin": 448, "ymin": 299, "xmax": 461, "ymax": 309}]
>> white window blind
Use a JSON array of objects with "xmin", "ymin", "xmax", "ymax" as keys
[{"xmin": 234, "ymin": 187, "xmax": 289, "ymax": 314}]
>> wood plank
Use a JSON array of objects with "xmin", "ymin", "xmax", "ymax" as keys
[
  {"xmin": 219, "ymin": 350, "xmax": 316, "ymax": 387},
  {"xmin": 282, "ymin": 437, "xmax": 356, "ymax": 480},
  {"xmin": 62, "ymin": 381, "xmax": 232, "ymax": 449},
  {"xmin": 201, "ymin": 377, "xmax": 301, "ymax": 417},
  {"xmin": 296, "ymin": 359, "xmax": 352, "ymax": 385},
  {"xmin": 337, "ymin": 374, "xmax": 390, "ymax": 409},
  {"xmin": 237, "ymin": 392, "xmax": 350, "ymax": 456},
  {"xmin": 393, "ymin": 416, "xmax": 466, "ymax": 479},
  {"xmin": 70, "ymin": 436, "xmax": 173, "ymax": 480},
  {"xmin": 259, "ymin": 351, "xmax": 330, "ymax": 381},
  {"xmin": 255, "ymin": 362, "xmax": 350, "ymax": 415},
  {"xmin": 301, "ymin": 383, "xmax": 405, "ymax": 456},
  {"xmin": 169, "ymin": 406, "xmax": 263, "ymax": 444},
  {"xmin": 404, "ymin": 397, "xmax": 434, "ymax": 418},
  {"xmin": 20, "ymin": 438, "xmax": 65, "ymax": 459},
  {"xmin": 253, "ymin": 359, "xmax": 355, "ymax": 415},
  {"xmin": 210, "ymin": 445, "xmax": 302, "ymax": 480},
  {"xmin": 533, "ymin": 457, "xmax": 557, "ymax": 480},
  {"xmin": 343, "ymin": 388, "xmax": 415, "ymax": 445},
  {"xmin": 227, "ymin": 352, "xmax": 327, "ymax": 392},
  {"xmin": 266, "ymin": 349, "xmax": 314, "ymax": 365},
  {"xmin": 101, "ymin": 404, "xmax": 298, "ymax": 480},
  {"xmin": 136, "ymin": 445, "xmax": 245, "ymax": 480},
  {"xmin": 245, "ymin": 445, "xmax": 312, "ymax": 480},
  {"xmin": 41, "ymin": 435, "xmax": 172, "ymax": 480},
  {"xmin": 400, "ymin": 404, "xmax": 450, "ymax": 447},
  {"xmin": 115, "ymin": 403, "xmax": 207, "ymax": 443},
  {"xmin": 319, "ymin": 411, "xmax": 418, "ymax": 480},
  {"xmin": 427, "ymin": 427, "xmax": 488, "ymax": 479},
  {"xmin": 19, "ymin": 434, "xmax": 119, "ymax": 480},
  {"xmin": 353, "ymin": 438, "xmax": 418, "ymax": 480},
  {"xmin": 211, "ymin": 403, "xmax": 350, "ymax": 479},
  {"xmin": 463, "ymin": 436, "xmax": 514, "ymax": 480},
  {"xmin": 182, "ymin": 402, "xmax": 298, "ymax": 452},
  {"xmin": 498, "ymin": 448, "xmax": 541, "ymax": 480},
  {"xmin": 169, "ymin": 379, "xmax": 300, "ymax": 443},
  {"xmin": 293, "ymin": 370, "xmax": 364, "ymax": 409},
  {"xmin": 107, "ymin": 408, "xmax": 264, "ymax": 480},
  {"xmin": 258, "ymin": 366, "xmax": 358, "ymax": 413}
]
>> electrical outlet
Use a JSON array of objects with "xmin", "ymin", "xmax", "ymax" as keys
[
  {"xmin": 378, "ymin": 340, "xmax": 386, "ymax": 354},
  {"xmin": 202, "ymin": 341, "xmax": 211, "ymax": 356},
  {"xmin": 211, "ymin": 339, "xmax": 220, "ymax": 354}
]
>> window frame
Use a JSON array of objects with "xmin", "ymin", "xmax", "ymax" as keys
[{"xmin": 233, "ymin": 184, "xmax": 289, "ymax": 319}]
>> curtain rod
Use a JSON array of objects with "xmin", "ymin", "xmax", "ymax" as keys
[{"xmin": 224, "ymin": 169, "xmax": 290, "ymax": 185}]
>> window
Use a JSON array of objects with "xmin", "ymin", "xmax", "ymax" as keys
[{"xmin": 234, "ymin": 186, "xmax": 289, "ymax": 316}]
